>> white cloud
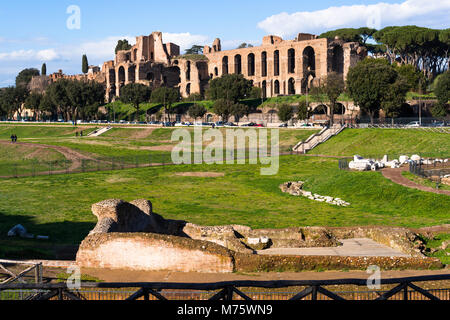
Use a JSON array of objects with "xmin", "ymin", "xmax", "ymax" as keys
[
  {"xmin": 0, "ymin": 49, "xmax": 59, "ymax": 61},
  {"xmin": 257, "ymin": 0, "xmax": 450, "ymax": 38}
]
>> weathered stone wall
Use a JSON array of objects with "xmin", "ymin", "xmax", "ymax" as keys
[{"xmin": 76, "ymin": 233, "xmax": 234, "ymax": 273}]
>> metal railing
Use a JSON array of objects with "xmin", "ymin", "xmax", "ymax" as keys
[{"xmin": 1, "ymin": 274, "xmax": 449, "ymax": 301}]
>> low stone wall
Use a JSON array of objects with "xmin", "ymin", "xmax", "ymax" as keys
[
  {"xmin": 76, "ymin": 233, "xmax": 234, "ymax": 273},
  {"xmin": 233, "ymin": 253, "xmax": 443, "ymax": 273}
]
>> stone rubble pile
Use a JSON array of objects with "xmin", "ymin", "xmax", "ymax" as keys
[
  {"xmin": 279, "ymin": 181, "xmax": 350, "ymax": 207},
  {"xmin": 349, "ymin": 155, "xmax": 449, "ymax": 171}
]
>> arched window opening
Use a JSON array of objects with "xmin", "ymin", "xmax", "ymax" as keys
[
  {"xmin": 261, "ymin": 52, "xmax": 267, "ymax": 77},
  {"xmin": 274, "ymin": 80, "xmax": 280, "ymax": 95},
  {"xmin": 288, "ymin": 78, "xmax": 295, "ymax": 95},
  {"xmin": 234, "ymin": 55, "xmax": 242, "ymax": 74},
  {"xmin": 247, "ymin": 53, "xmax": 255, "ymax": 76},
  {"xmin": 222, "ymin": 56, "xmax": 228, "ymax": 75},
  {"xmin": 288, "ymin": 48, "xmax": 295, "ymax": 73},
  {"xmin": 274, "ymin": 50, "xmax": 280, "ymax": 76}
]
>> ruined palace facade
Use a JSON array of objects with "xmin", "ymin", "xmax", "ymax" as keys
[
  {"xmin": 99, "ymin": 31, "xmax": 366, "ymax": 102},
  {"xmin": 203, "ymin": 34, "xmax": 367, "ymax": 98},
  {"xmin": 100, "ymin": 31, "xmax": 210, "ymax": 102},
  {"xmin": 31, "ymin": 31, "xmax": 366, "ymax": 104}
]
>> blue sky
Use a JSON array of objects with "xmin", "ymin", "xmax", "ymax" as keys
[{"xmin": 0, "ymin": 0, "xmax": 449, "ymax": 86}]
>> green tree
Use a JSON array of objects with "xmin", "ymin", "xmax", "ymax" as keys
[
  {"xmin": 394, "ymin": 64, "xmax": 425, "ymax": 92},
  {"xmin": 381, "ymin": 76, "xmax": 410, "ymax": 125},
  {"xmin": 115, "ymin": 39, "xmax": 132, "ymax": 54},
  {"xmin": 322, "ymin": 72, "xmax": 345, "ymax": 125},
  {"xmin": 231, "ymin": 103, "xmax": 249, "ymax": 122},
  {"xmin": 373, "ymin": 26, "xmax": 447, "ymax": 79},
  {"xmin": 0, "ymin": 86, "xmax": 29, "ymax": 119},
  {"xmin": 151, "ymin": 87, "xmax": 180, "ymax": 121},
  {"xmin": 297, "ymin": 100, "xmax": 309, "ymax": 122},
  {"xmin": 39, "ymin": 93, "xmax": 57, "ymax": 120},
  {"xmin": 41, "ymin": 63, "xmax": 47, "ymax": 76},
  {"xmin": 188, "ymin": 104, "xmax": 207, "ymax": 122},
  {"xmin": 82, "ymin": 54, "xmax": 89, "ymax": 74},
  {"xmin": 432, "ymin": 71, "xmax": 450, "ymax": 118},
  {"xmin": 277, "ymin": 104, "xmax": 294, "ymax": 123},
  {"xmin": 206, "ymin": 74, "xmax": 253, "ymax": 103},
  {"xmin": 120, "ymin": 83, "xmax": 151, "ymax": 121},
  {"xmin": 24, "ymin": 92, "xmax": 43, "ymax": 120},
  {"xmin": 346, "ymin": 58, "xmax": 398, "ymax": 124},
  {"xmin": 434, "ymin": 71, "xmax": 450, "ymax": 105},
  {"xmin": 237, "ymin": 43, "xmax": 254, "ymax": 49},
  {"xmin": 213, "ymin": 99, "xmax": 233, "ymax": 122},
  {"xmin": 185, "ymin": 45, "xmax": 204, "ymax": 55},
  {"xmin": 46, "ymin": 79, "xmax": 72, "ymax": 121},
  {"xmin": 16, "ymin": 68, "xmax": 40, "ymax": 88}
]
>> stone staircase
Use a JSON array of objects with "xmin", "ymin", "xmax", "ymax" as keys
[
  {"xmin": 293, "ymin": 124, "xmax": 346, "ymax": 154},
  {"xmin": 87, "ymin": 126, "xmax": 113, "ymax": 137}
]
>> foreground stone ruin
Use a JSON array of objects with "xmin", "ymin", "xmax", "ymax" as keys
[{"xmin": 76, "ymin": 199, "xmax": 443, "ymax": 273}]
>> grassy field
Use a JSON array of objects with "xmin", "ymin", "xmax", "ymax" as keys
[
  {"xmin": 22, "ymin": 127, "xmax": 319, "ymax": 159},
  {"xmin": 0, "ymin": 125, "xmax": 448, "ymax": 260},
  {"xmin": 402, "ymin": 171, "xmax": 450, "ymax": 191},
  {"xmin": 312, "ymin": 128, "xmax": 450, "ymax": 158},
  {"xmin": 0, "ymin": 156, "xmax": 448, "ymax": 257},
  {"xmin": 0, "ymin": 125, "xmax": 98, "ymax": 140}
]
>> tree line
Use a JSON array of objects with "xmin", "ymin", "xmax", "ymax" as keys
[{"xmin": 319, "ymin": 26, "xmax": 449, "ymax": 81}]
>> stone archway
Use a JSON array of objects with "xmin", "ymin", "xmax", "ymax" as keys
[{"xmin": 303, "ymin": 46, "xmax": 316, "ymax": 76}]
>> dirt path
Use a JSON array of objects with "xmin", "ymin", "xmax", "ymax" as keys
[
  {"xmin": 0, "ymin": 140, "xmax": 96, "ymax": 174},
  {"xmin": 382, "ymin": 167, "xmax": 450, "ymax": 196}
]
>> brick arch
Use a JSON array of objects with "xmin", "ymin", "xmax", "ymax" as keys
[{"xmin": 303, "ymin": 46, "xmax": 316, "ymax": 76}]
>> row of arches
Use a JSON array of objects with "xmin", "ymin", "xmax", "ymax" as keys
[{"xmin": 219, "ymin": 46, "xmax": 321, "ymax": 78}]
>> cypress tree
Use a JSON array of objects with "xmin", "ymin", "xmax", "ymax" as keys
[
  {"xmin": 82, "ymin": 54, "xmax": 89, "ymax": 74},
  {"xmin": 41, "ymin": 63, "xmax": 47, "ymax": 76}
]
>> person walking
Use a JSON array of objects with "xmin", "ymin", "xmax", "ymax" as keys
[
  {"xmin": 14, "ymin": 134, "xmax": 17, "ymax": 143},
  {"xmin": 10, "ymin": 134, "xmax": 14, "ymax": 143}
]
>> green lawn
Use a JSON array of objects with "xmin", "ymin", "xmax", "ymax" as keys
[
  {"xmin": 312, "ymin": 128, "xmax": 450, "ymax": 158},
  {"xmin": 402, "ymin": 171, "xmax": 450, "ymax": 191},
  {"xmin": 0, "ymin": 155, "xmax": 448, "ymax": 257},
  {"xmin": 0, "ymin": 125, "xmax": 98, "ymax": 140}
]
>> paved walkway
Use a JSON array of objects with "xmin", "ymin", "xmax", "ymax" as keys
[
  {"xmin": 257, "ymin": 238, "xmax": 410, "ymax": 257},
  {"xmin": 382, "ymin": 167, "xmax": 450, "ymax": 196}
]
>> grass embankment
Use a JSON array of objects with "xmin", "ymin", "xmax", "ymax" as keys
[
  {"xmin": 0, "ymin": 155, "xmax": 448, "ymax": 259},
  {"xmin": 402, "ymin": 172, "xmax": 450, "ymax": 191},
  {"xmin": 312, "ymin": 128, "xmax": 450, "ymax": 158}
]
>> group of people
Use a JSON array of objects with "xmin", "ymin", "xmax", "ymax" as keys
[{"xmin": 10, "ymin": 134, "xmax": 18, "ymax": 143}]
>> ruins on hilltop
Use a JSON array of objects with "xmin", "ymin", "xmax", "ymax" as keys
[{"xmin": 31, "ymin": 31, "xmax": 367, "ymax": 103}]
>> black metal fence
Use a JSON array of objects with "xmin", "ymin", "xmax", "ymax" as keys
[
  {"xmin": 0, "ymin": 153, "xmax": 175, "ymax": 179},
  {"xmin": 409, "ymin": 161, "xmax": 450, "ymax": 182},
  {"xmin": 1, "ymin": 274, "xmax": 449, "ymax": 301}
]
